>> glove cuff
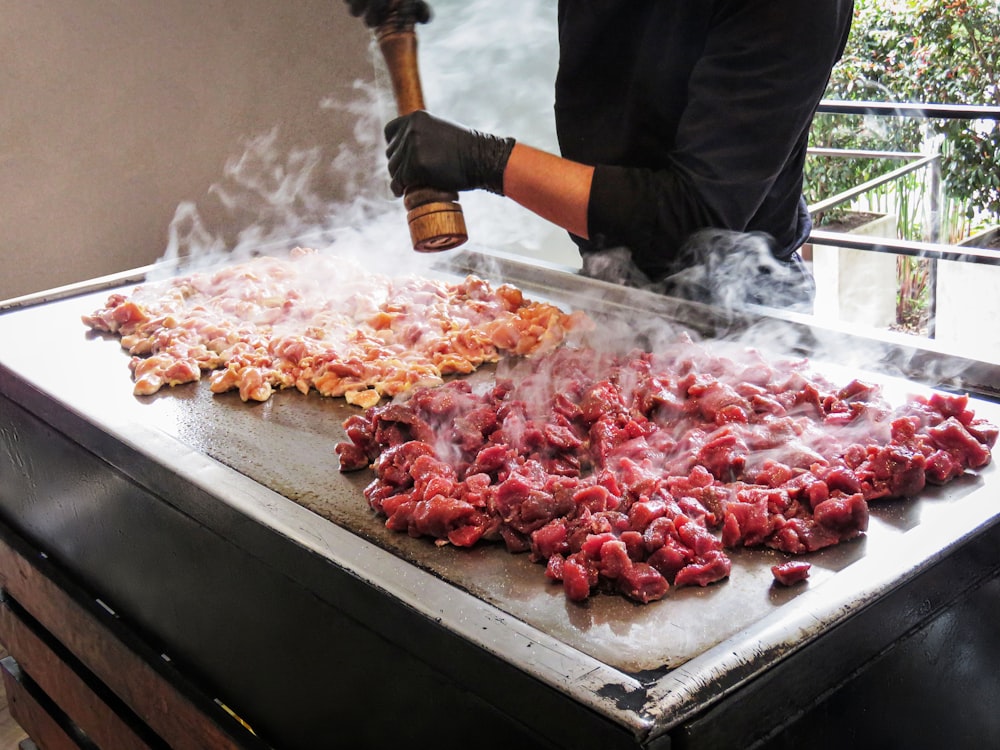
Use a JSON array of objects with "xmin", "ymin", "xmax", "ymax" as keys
[{"xmin": 476, "ymin": 135, "xmax": 516, "ymax": 196}]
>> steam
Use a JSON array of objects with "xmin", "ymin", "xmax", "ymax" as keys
[
  {"xmin": 158, "ymin": 78, "xmax": 410, "ymax": 277},
  {"xmin": 155, "ymin": 1, "xmax": 575, "ymax": 281},
  {"xmin": 580, "ymin": 230, "xmax": 816, "ymax": 314}
]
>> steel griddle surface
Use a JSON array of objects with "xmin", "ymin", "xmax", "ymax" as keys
[{"xmin": 2, "ymin": 252, "xmax": 999, "ymax": 737}]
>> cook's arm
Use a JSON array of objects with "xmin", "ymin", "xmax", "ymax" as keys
[
  {"xmin": 384, "ymin": 111, "xmax": 595, "ymax": 239},
  {"xmin": 502, "ymin": 143, "xmax": 594, "ymax": 241}
]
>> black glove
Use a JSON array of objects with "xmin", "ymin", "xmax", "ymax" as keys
[
  {"xmin": 384, "ymin": 110, "xmax": 516, "ymax": 197},
  {"xmin": 344, "ymin": 0, "xmax": 431, "ymax": 28}
]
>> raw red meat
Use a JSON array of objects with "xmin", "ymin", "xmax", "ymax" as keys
[
  {"xmin": 772, "ymin": 560, "xmax": 812, "ymax": 586},
  {"xmin": 336, "ymin": 337, "xmax": 996, "ymax": 605}
]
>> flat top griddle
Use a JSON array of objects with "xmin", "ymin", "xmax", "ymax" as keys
[{"xmin": 2, "ymin": 248, "xmax": 998, "ymax": 739}]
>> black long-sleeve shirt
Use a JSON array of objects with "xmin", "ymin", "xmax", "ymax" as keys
[{"xmin": 555, "ymin": 0, "xmax": 854, "ymax": 282}]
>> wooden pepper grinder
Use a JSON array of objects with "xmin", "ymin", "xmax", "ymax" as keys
[{"xmin": 376, "ymin": 3, "xmax": 468, "ymax": 252}]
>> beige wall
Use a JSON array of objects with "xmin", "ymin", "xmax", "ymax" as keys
[{"xmin": 1, "ymin": 2, "xmax": 371, "ymax": 300}]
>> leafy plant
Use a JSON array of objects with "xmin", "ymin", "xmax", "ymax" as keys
[
  {"xmin": 896, "ymin": 256, "xmax": 932, "ymax": 333},
  {"xmin": 808, "ymin": 0, "xmax": 1000, "ymax": 231},
  {"xmin": 805, "ymin": 0, "xmax": 1000, "ymax": 333}
]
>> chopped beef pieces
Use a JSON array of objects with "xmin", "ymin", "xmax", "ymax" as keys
[
  {"xmin": 336, "ymin": 336, "xmax": 997, "ymax": 605},
  {"xmin": 772, "ymin": 561, "xmax": 812, "ymax": 586}
]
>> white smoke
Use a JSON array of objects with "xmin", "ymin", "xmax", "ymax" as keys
[{"xmin": 157, "ymin": 1, "xmax": 577, "ymax": 277}]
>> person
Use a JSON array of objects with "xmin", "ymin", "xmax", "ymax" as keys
[{"xmin": 345, "ymin": 0, "xmax": 855, "ymax": 311}]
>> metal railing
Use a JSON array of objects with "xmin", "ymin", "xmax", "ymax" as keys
[{"xmin": 806, "ymin": 100, "xmax": 1000, "ymax": 265}]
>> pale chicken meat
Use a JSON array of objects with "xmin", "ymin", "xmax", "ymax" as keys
[{"xmin": 82, "ymin": 248, "xmax": 589, "ymax": 405}]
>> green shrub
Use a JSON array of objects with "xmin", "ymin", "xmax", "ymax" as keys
[{"xmin": 806, "ymin": 0, "xmax": 1000, "ymax": 237}]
